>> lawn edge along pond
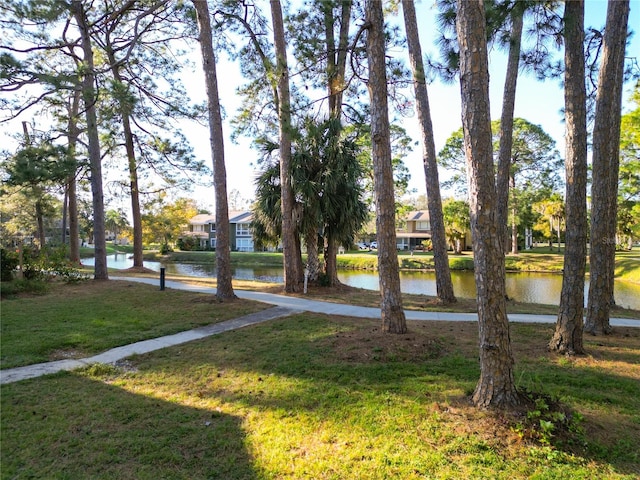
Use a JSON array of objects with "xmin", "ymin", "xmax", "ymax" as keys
[{"xmin": 146, "ymin": 247, "xmax": 640, "ymax": 282}]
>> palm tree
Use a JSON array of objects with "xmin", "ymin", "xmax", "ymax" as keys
[
  {"xmin": 252, "ymin": 162, "xmax": 283, "ymax": 252},
  {"xmin": 253, "ymin": 118, "xmax": 367, "ymax": 287},
  {"xmin": 104, "ymin": 209, "xmax": 129, "ymax": 245}
]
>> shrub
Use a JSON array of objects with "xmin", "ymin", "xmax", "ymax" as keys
[
  {"xmin": 13, "ymin": 245, "xmax": 88, "ymax": 284},
  {"xmin": 0, "ymin": 248, "xmax": 19, "ymax": 281},
  {"xmin": 177, "ymin": 237, "xmax": 198, "ymax": 251},
  {"xmin": 159, "ymin": 243, "xmax": 173, "ymax": 255}
]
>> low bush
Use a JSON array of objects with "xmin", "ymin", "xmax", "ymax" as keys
[{"xmin": 0, "ymin": 248, "xmax": 18, "ymax": 281}]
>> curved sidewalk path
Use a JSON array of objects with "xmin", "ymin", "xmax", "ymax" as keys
[{"xmin": 2, "ymin": 276, "xmax": 638, "ymax": 385}]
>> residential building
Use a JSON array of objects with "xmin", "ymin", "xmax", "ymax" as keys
[
  {"xmin": 183, "ymin": 211, "xmax": 255, "ymax": 251},
  {"xmin": 396, "ymin": 210, "xmax": 470, "ymax": 251},
  {"xmin": 396, "ymin": 210, "xmax": 432, "ymax": 250}
]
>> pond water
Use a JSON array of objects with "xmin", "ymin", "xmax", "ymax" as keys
[{"xmin": 83, "ymin": 253, "xmax": 640, "ymax": 310}]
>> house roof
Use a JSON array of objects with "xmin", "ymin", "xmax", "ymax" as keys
[
  {"xmin": 183, "ymin": 231, "xmax": 210, "ymax": 238},
  {"xmin": 189, "ymin": 214, "xmax": 216, "ymax": 225},
  {"xmin": 407, "ymin": 210, "xmax": 430, "ymax": 221},
  {"xmin": 396, "ymin": 232, "xmax": 431, "ymax": 239},
  {"xmin": 229, "ymin": 211, "xmax": 253, "ymax": 223},
  {"xmin": 189, "ymin": 211, "xmax": 253, "ymax": 225}
]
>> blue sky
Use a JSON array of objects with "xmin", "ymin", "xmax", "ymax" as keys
[
  {"xmin": 182, "ymin": 0, "xmax": 639, "ymax": 212},
  {"xmin": 2, "ymin": 1, "xmax": 638, "ymax": 214}
]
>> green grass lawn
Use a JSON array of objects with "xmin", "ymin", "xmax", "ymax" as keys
[
  {"xmin": 1, "ymin": 281, "xmax": 639, "ymax": 478},
  {"xmin": 0, "ymin": 280, "xmax": 268, "ymax": 369}
]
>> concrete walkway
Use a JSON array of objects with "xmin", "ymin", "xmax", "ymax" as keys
[{"xmin": 2, "ymin": 275, "xmax": 638, "ymax": 385}]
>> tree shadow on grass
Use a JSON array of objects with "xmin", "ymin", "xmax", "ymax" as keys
[
  {"xmin": 4, "ymin": 314, "xmax": 638, "ymax": 477},
  {"xmin": 0, "ymin": 371, "xmax": 258, "ymax": 480},
  {"xmin": 148, "ymin": 315, "xmax": 639, "ymax": 477}
]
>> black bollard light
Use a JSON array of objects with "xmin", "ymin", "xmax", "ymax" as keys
[{"xmin": 160, "ymin": 267, "xmax": 166, "ymax": 291}]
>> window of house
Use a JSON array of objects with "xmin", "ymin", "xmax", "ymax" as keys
[
  {"xmin": 416, "ymin": 220, "xmax": 431, "ymax": 230},
  {"xmin": 236, "ymin": 223, "xmax": 250, "ymax": 236},
  {"xmin": 210, "ymin": 223, "xmax": 216, "ymax": 233},
  {"xmin": 236, "ymin": 237, "xmax": 254, "ymax": 252},
  {"xmin": 210, "ymin": 238, "xmax": 216, "ymax": 248}
]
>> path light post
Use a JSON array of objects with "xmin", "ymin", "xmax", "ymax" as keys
[
  {"xmin": 304, "ymin": 266, "xmax": 309, "ymax": 294},
  {"xmin": 160, "ymin": 267, "xmax": 165, "ymax": 291}
]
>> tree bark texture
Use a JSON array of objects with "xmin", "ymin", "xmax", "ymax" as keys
[
  {"xmin": 365, "ymin": 0, "xmax": 407, "ymax": 334},
  {"xmin": 325, "ymin": 234, "xmax": 339, "ymax": 287},
  {"xmin": 271, "ymin": 0, "xmax": 302, "ymax": 293},
  {"xmin": 402, "ymin": 0, "xmax": 456, "ymax": 304},
  {"xmin": 193, "ymin": 0, "xmax": 236, "ymax": 300},
  {"xmin": 67, "ymin": 88, "xmax": 81, "ymax": 264},
  {"xmin": 72, "ymin": 0, "xmax": 108, "ymax": 280},
  {"xmin": 323, "ymin": 1, "xmax": 351, "ymax": 279},
  {"xmin": 510, "ymin": 175, "xmax": 517, "ymax": 254},
  {"xmin": 35, "ymin": 199, "xmax": 46, "ymax": 248},
  {"xmin": 305, "ymin": 223, "xmax": 320, "ymax": 283},
  {"xmin": 325, "ymin": 0, "xmax": 352, "ymax": 117},
  {"xmin": 496, "ymin": 7, "xmax": 524, "ymax": 252},
  {"xmin": 106, "ymin": 50, "xmax": 144, "ymax": 269},
  {"xmin": 551, "ymin": 0, "xmax": 587, "ymax": 355},
  {"xmin": 586, "ymin": 0, "xmax": 630, "ymax": 335},
  {"xmin": 456, "ymin": 0, "xmax": 519, "ymax": 409}
]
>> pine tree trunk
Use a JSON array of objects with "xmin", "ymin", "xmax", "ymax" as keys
[
  {"xmin": 511, "ymin": 213, "xmax": 518, "ymax": 254},
  {"xmin": 496, "ymin": 7, "xmax": 523, "ymax": 250},
  {"xmin": 35, "ymin": 198, "xmax": 46, "ymax": 248},
  {"xmin": 402, "ymin": 0, "xmax": 456, "ymax": 304},
  {"xmin": 366, "ymin": 0, "xmax": 407, "ymax": 334},
  {"xmin": 271, "ymin": 0, "xmax": 301, "ymax": 293},
  {"xmin": 106, "ymin": 52, "xmax": 145, "ymax": 269},
  {"xmin": 193, "ymin": 0, "xmax": 236, "ymax": 300},
  {"xmin": 67, "ymin": 88, "xmax": 81, "ymax": 264},
  {"xmin": 551, "ymin": 0, "xmax": 587, "ymax": 355},
  {"xmin": 72, "ymin": 0, "xmax": 108, "ymax": 280},
  {"xmin": 456, "ymin": 0, "xmax": 519, "ymax": 409},
  {"xmin": 325, "ymin": 0, "xmax": 351, "ymax": 117},
  {"xmin": 510, "ymin": 176, "xmax": 517, "ymax": 255},
  {"xmin": 586, "ymin": 0, "xmax": 630, "ymax": 335}
]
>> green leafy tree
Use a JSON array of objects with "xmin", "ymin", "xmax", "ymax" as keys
[
  {"xmin": 271, "ymin": 0, "xmax": 302, "ymax": 292},
  {"xmin": 617, "ymin": 82, "xmax": 640, "ymax": 249},
  {"xmin": 2, "ymin": 141, "xmax": 74, "ymax": 248},
  {"xmin": 141, "ymin": 196, "xmax": 198, "ymax": 251},
  {"xmin": 442, "ymin": 199, "xmax": 470, "ymax": 254},
  {"xmin": 438, "ymin": 118, "xmax": 562, "ymax": 253},
  {"xmin": 533, "ymin": 194, "xmax": 564, "ymax": 251},
  {"xmin": 91, "ymin": 1, "xmax": 205, "ymax": 271},
  {"xmin": 104, "ymin": 209, "xmax": 129, "ymax": 245},
  {"xmin": 71, "ymin": 0, "xmax": 109, "ymax": 279},
  {"xmin": 1, "ymin": 1, "xmax": 108, "ymax": 278},
  {"xmin": 253, "ymin": 118, "xmax": 368, "ymax": 286}
]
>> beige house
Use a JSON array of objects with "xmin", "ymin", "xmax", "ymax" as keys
[
  {"xmin": 183, "ymin": 211, "xmax": 255, "ymax": 251},
  {"xmin": 396, "ymin": 210, "xmax": 470, "ymax": 251}
]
